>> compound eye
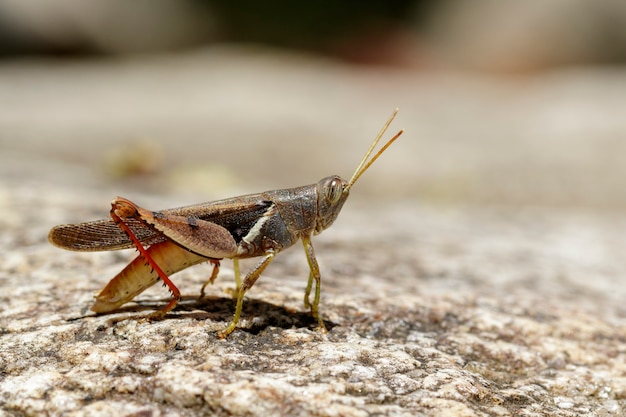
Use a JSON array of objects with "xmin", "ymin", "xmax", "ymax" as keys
[{"xmin": 327, "ymin": 178, "xmax": 343, "ymax": 204}]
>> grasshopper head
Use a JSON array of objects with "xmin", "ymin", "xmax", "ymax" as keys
[
  {"xmin": 314, "ymin": 108, "xmax": 404, "ymax": 235},
  {"xmin": 314, "ymin": 175, "xmax": 350, "ymax": 234}
]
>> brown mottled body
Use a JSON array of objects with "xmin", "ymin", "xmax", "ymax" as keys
[{"xmin": 49, "ymin": 109, "xmax": 403, "ymax": 337}]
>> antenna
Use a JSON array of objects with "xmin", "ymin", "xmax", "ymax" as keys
[{"xmin": 346, "ymin": 108, "xmax": 404, "ymax": 191}]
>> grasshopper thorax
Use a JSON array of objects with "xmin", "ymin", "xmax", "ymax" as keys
[{"xmin": 314, "ymin": 175, "xmax": 350, "ymax": 235}]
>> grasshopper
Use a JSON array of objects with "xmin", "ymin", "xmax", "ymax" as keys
[{"xmin": 49, "ymin": 109, "xmax": 403, "ymax": 338}]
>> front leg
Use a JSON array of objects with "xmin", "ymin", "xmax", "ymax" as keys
[{"xmin": 301, "ymin": 236, "xmax": 327, "ymax": 332}]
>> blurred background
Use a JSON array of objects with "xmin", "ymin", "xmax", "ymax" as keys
[{"xmin": 1, "ymin": 0, "xmax": 626, "ymax": 211}]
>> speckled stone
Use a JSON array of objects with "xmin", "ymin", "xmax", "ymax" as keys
[{"xmin": 1, "ymin": 50, "xmax": 626, "ymax": 416}]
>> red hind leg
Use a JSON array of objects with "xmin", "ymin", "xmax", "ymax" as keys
[{"xmin": 110, "ymin": 197, "xmax": 181, "ymax": 316}]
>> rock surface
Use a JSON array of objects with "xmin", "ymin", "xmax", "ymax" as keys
[{"xmin": 0, "ymin": 48, "xmax": 625, "ymax": 416}]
